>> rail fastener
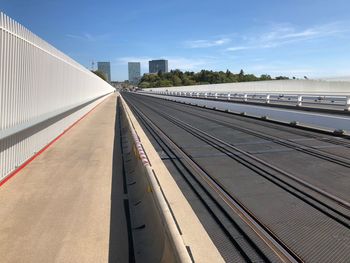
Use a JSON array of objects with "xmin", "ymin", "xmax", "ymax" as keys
[
  {"xmin": 289, "ymin": 121, "xmax": 299, "ymax": 126},
  {"xmin": 333, "ymin": 129, "xmax": 345, "ymax": 136}
]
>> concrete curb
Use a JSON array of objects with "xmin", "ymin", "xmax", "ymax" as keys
[{"xmin": 120, "ymin": 96, "xmax": 192, "ymax": 263}]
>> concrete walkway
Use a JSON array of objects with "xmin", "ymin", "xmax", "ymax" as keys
[{"xmin": 0, "ymin": 94, "xmax": 121, "ymax": 263}]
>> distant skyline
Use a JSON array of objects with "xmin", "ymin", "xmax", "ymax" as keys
[
  {"xmin": 149, "ymin": 59, "xmax": 169, "ymax": 74},
  {"xmin": 128, "ymin": 62, "xmax": 141, "ymax": 84},
  {"xmin": 2, "ymin": 0, "xmax": 350, "ymax": 81}
]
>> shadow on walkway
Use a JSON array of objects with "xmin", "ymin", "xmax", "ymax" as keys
[{"xmin": 108, "ymin": 100, "xmax": 134, "ymax": 263}]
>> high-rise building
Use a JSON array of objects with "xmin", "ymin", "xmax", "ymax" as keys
[
  {"xmin": 97, "ymin": 62, "xmax": 111, "ymax": 82},
  {"xmin": 149, "ymin": 59, "xmax": 168, "ymax": 74},
  {"xmin": 128, "ymin": 62, "xmax": 141, "ymax": 84}
]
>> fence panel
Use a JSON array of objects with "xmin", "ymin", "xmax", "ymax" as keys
[{"xmin": 0, "ymin": 12, "xmax": 115, "ymax": 182}]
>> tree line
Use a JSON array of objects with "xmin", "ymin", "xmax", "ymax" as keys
[{"xmin": 138, "ymin": 69, "xmax": 289, "ymax": 88}]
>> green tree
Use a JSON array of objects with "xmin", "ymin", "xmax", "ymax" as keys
[
  {"xmin": 139, "ymin": 81, "xmax": 151, "ymax": 89},
  {"xmin": 137, "ymin": 68, "xmax": 285, "ymax": 88},
  {"xmin": 172, "ymin": 75, "xmax": 183, "ymax": 86},
  {"xmin": 158, "ymin": 79, "xmax": 173, "ymax": 87},
  {"xmin": 260, "ymin": 74, "xmax": 272, "ymax": 81},
  {"xmin": 238, "ymin": 69, "xmax": 245, "ymax": 82},
  {"xmin": 275, "ymin": 76, "xmax": 289, "ymax": 80},
  {"xmin": 182, "ymin": 76, "xmax": 196, "ymax": 86},
  {"xmin": 91, "ymin": 70, "xmax": 107, "ymax": 81},
  {"xmin": 244, "ymin": 74, "xmax": 259, "ymax": 81}
]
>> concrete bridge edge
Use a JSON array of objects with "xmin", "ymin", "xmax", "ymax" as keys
[{"xmin": 119, "ymin": 94, "xmax": 224, "ymax": 263}]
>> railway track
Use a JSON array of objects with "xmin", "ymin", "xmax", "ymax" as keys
[
  {"xmin": 127, "ymin": 98, "xmax": 301, "ymax": 263},
  {"xmin": 143, "ymin": 94, "xmax": 350, "ymax": 167},
  {"xmin": 123, "ymin": 93, "xmax": 350, "ymax": 262},
  {"xmin": 131, "ymin": 95, "xmax": 350, "ymax": 219}
]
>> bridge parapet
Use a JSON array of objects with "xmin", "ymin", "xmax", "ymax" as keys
[
  {"xmin": 0, "ymin": 12, "xmax": 114, "ymax": 182},
  {"xmin": 147, "ymin": 79, "xmax": 350, "ymax": 95}
]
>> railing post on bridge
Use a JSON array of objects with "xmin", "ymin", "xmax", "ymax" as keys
[
  {"xmin": 243, "ymin": 94, "xmax": 248, "ymax": 102},
  {"xmin": 265, "ymin": 94, "xmax": 271, "ymax": 104},
  {"xmin": 297, "ymin": 95, "xmax": 303, "ymax": 107},
  {"xmin": 345, "ymin": 96, "xmax": 350, "ymax": 111},
  {"xmin": 227, "ymin": 93, "xmax": 231, "ymax": 100}
]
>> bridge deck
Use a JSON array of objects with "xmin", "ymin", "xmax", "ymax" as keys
[{"xmin": 0, "ymin": 94, "xmax": 123, "ymax": 263}]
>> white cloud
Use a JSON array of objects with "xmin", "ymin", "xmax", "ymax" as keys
[
  {"xmin": 226, "ymin": 21, "xmax": 349, "ymax": 51},
  {"xmin": 226, "ymin": 46, "xmax": 250, "ymax": 51},
  {"xmin": 259, "ymin": 22, "xmax": 346, "ymax": 45},
  {"xmin": 184, "ymin": 38, "xmax": 230, "ymax": 48}
]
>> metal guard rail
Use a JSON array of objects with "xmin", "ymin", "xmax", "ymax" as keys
[{"xmin": 145, "ymin": 91, "xmax": 350, "ymax": 111}]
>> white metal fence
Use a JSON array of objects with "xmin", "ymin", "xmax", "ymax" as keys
[
  {"xmin": 146, "ymin": 90, "xmax": 350, "ymax": 110},
  {"xmin": 146, "ymin": 79, "xmax": 350, "ymax": 110},
  {"xmin": 0, "ymin": 12, "xmax": 115, "ymax": 182},
  {"xmin": 147, "ymin": 79, "xmax": 350, "ymax": 95}
]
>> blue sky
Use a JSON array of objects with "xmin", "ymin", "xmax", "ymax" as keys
[{"xmin": 2, "ymin": 0, "xmax": 350, "ymax": 81}]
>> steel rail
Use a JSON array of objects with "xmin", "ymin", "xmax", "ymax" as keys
[
  {"xmin": 188, "ymin": 99, "xmax": 350, "ymax": 147},
  {"xmin": 125, "ymin": 95, "xmax": 301, "ymax": 263},
  {"xmin": 128, "ymin": 102, "xmax": 266, "ymax": 263},
  {"xmin": 155, "ymin": 99, "xmax": 350, "ymax": 167},
  {"xmin": 133, "ymin": 94, "xmax": 350, "ymax": 210},
  {"xmin": 138, "ymin": 93, "xmax": 350, "ymax": 162},
  {"xmin": 160, "ymin": 109, "xmax": 350, "ymax": 218},
  {"xmin": 130, "ymin": 95, "xmax": 350, "ymax": 225},
  {"xmin": 138, "ymin": 92, "xmax": 350, "ymax": 145}
]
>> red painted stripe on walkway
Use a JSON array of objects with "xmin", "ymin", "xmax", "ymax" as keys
[{"xmin": 0, "ymin": 94, "xmax": 112, "ymax": 188}]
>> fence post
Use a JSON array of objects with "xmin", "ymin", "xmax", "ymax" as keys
[
  {"xmin": 345, "ymin": 96, "xmax": 350, "ymax": 111},
  {"xmin": 243, "ymin": 94, "xmax": 248, "ymax": 102},
  {"xmin": 297, "ymin": 95, "xmax": 303, "ymax": 107}
]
